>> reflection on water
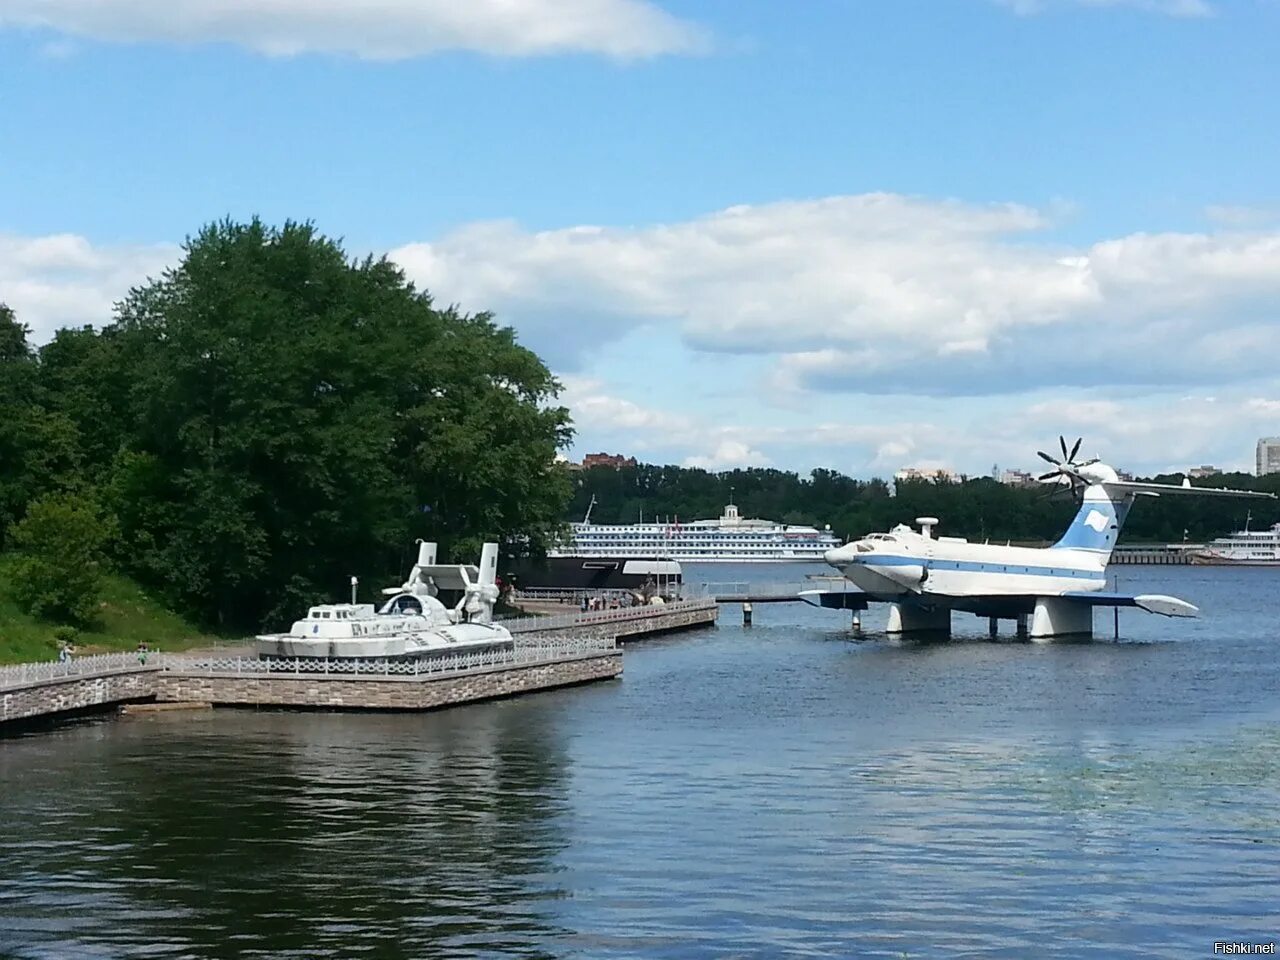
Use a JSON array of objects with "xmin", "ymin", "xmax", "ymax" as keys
[
  {"xmin": 0, "ymin": 710, "xmax": 573, "ymax": 959},
  {"xmin": 2, "ymin": 566, "xmax": 1278, "ymax": 958}
]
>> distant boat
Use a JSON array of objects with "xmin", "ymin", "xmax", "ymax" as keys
[
  {"xmin": 549, "ymin": 497, "xmax": 840, "ymax": 563},
  {"xmin": 1190, "ymin": 520, "xmax": 1280, "ymax": 565}
]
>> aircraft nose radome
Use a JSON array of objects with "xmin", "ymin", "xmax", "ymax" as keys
[{"xmin": 825, "ymin": 545, "xmax": 857, "ymax": 566}]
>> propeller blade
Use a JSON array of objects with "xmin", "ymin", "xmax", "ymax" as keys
[
  {"xmin": 1069, "ymin": 437, "xmax": 1082, "ymax": 462},
  {"xmin": 1059, "ymin": 435, "xmax": 1069, "ymax": 461},
  {"xmin": 1037, "ymin": 471, "xmax": 1060, "ymax": 481},
  {"xmin": 1037, "ymin": 451, "xmax": 1060, "ymax": 466}
]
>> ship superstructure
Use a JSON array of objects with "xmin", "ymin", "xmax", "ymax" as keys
[
  {"xmin": 550, "ymin": 498, "xmax": 840, "ymax": 563},
  {"xmin": 1193, "ymin": 520, "xmax": 1280, "ymax": 565}
]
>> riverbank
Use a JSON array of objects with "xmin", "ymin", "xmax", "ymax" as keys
[{"xmin": 0, "ymin": 557, "xmax": 220, "ymax": 664}]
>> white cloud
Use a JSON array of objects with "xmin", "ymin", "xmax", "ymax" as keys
[
  {"xmin": 8, "ymin": 207, "xmax": 1280, "ymax": 480},
  {"xmin": 558, "ymin": 375, "xmax": 672, "ymax": 431},
  {"xmin": 1205, "ymin": 205, "xmax": 1280, "ymax": 228},
  {"xmin": 0, "ymin": 0, "xmax": 705, "ymax": 59},
  {"xmin": 683, "ymin": 440, "xmax": 770, "ymax": 470},
  {"xmin": 0, "ymin": 232, "xmax": 175, "ymax": 340},
  {"xmin": 995, "ymin": 0, "xmax": 1212, "ymax": 16},
  {"xmin": 392, "ymin": 193, "xmax": 1280, "ymax": 395}
]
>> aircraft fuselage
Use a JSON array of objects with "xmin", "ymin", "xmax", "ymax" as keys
[{"xmin": 825, "ymin": 527, "xmax": 1106, "ymax": 601}]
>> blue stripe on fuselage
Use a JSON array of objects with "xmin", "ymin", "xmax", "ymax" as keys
[{"xmin": 858, "ymin": 555, "xmax": 1104, "ymax": 582}]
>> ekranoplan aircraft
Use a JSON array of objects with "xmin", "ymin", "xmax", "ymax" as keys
[{"xmin": 805, "ymin": 438, "xmax": 1275, "ymax": 639}]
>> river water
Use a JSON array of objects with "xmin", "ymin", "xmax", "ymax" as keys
[{"xmin": 1, "ymin": 564, "xmax": 1277, "ymax": 959}]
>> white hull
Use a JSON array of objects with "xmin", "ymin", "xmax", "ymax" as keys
[
  {"xmin": 1191, "ymin": 556, "xmax": 1280, "ymax": 566},
  {"xmin": 1191, "ymin": 523, "xmax": 1280, "ymax": 564},
  {"xmin": 548, "ymin": 552, "xmax": 829, "ymax": 563},
  {"xmin": 554, "ymin": 501, "xmax": 839, "ymax": 565}
]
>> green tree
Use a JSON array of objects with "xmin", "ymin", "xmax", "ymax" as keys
[
  {"xmin": 0, "ymin": 305, "xmax": 84, "ymax": 547},
  {"xmin": 100, "ymin": 218, "xmax": 571, "ymax": 628},
  {"xmin": 8, "ymin": 492, "xmax": 116, "ymax": 626}
]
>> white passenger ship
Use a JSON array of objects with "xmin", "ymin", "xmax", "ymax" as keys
[
  {"xmin": 1191, "ymin": 520, "xmax": 1280, "ymax": 565},
  {"xmin": 549, "ymin": 498, "xmax": 840, "ymax": 563}
]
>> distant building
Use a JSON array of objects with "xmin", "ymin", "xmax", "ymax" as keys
[
  {"xmin": 894, "ymin": 466, "xmax": 961, "ymax": 484},
  {"xmin": 1257, "ymin": 438, "xmax": 1280, "ymax": 476},
  {"xmin": 998, "ymin": 469, "xmax": 1036, "ymax": 487},
  {"xmin": 1187, "ymin": 465, "xmax": 1221, "ymax": 479},
  {"xmin": 581, "ymin": 452, "xmax": 638, "ymax": 470}
]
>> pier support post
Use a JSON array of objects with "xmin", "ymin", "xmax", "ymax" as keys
[
  {"xmin": 886, "ymin": 603, "xmax": 951, "ymax": 636},
  {"xmin": 988, "ymin": 617, "xmax": 998, "ymax": 640},
  {"xmin": 851, "ymin": 611, "xmax": 863, "ymax": 637},
  {"xmin": 1016, "ymin": 614, "xmax": 1028, "ymax": 640},
  {"xmin": 743, "ymin": 602, "xmax": 753, "ymax": 627}
]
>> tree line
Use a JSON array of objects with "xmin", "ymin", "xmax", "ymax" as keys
[
  {"xmin": 569, "ymin": 464, "xmax": 1280, "ymax": 545},
  {"xmin": 5, "ymin": 219, "xmax": 1275, "ymax": 637},
  {"xmin": 0, "ymin": 219, "xmax": 572, "ymax": 631}
]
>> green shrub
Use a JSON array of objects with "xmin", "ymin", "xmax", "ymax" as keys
[
  {"xmin": 51, "ymin": 625, "xmax": 81, "ymax": 647},
  {"xmin": 8, "ymin": 493, "xmax": 116, "ymax": 627}
]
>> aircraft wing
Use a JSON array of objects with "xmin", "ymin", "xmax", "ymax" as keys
[
  {"xmin": 801, "ymin": 588, "xmax": 1198, "ymax": 619},
  {"xmin": 798, "ymin": 589, "xmax": 871, "ymax": 610},
  {"xmin": 1059, "ymin": 591, "xmax": 1198, "ymax": 617},
  {"xmin": 1102, "ymin": 480, "xmax": 1275, "ymax": 499}
]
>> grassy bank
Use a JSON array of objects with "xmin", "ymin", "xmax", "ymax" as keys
[{"xmin": 0, "ymin": 556, "xmax": 225, "ymax": 664}]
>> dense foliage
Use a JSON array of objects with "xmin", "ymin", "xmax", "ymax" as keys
[
  {"xmin": 570, "ymin": 465, "xmax": 1280, "ymax": 545},
  {"xmin": 0, "ymin": 219, "xmax": 572, "ymax": 629},
  {"xmin": 8, "ymin": 493, "xmax": 115, "ymax": 626}
]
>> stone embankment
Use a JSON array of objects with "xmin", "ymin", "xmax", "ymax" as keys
[
  {"xmin": 1, "ymin": 599, "xmax": 716, "ymax": 728},
  {"xmin": 0, "ymin": 654, "xmax": 158, "ymax": 725},
  {"xmin": 156, "ymin": 649, "xmax": 619, "ymax": 710},
  {"xmin": 1, "ymin": 640, "xmax": 621, "ymax": 726}
]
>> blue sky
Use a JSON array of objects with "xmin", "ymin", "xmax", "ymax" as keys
[{"xmin": 3, "ymin": 0, "xmax": 1280, "ymax": 477}]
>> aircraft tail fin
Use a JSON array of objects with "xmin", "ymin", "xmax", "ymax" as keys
[{"xmin": 1051, "ymin": 484, "xmax": 1132, "ymax": 559}]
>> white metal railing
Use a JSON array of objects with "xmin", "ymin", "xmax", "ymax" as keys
[
  {"xmin": 501, "ymin": 597, "xmax": 717, "ymax": 634},
  {"xmin": 511, "ymin": 587, "xmax": 641, "ymax": 603},
  {"xmin": 0, "ymin": 651, "xmax": 155, "ymax": 691},
  {"xmin": 693, "ymin": 582, "xmax": 814, "ymax": 600},
  {"xmin": 159, "ymin": 636, "xmax": 617, "ymax": 678},
  {"xmin": 0, "ymin": 638, "xmax": 617, "ymax": 690}
]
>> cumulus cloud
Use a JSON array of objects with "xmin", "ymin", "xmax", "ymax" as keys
[
  {"xmin": 683, "ymin": 440, "xmax": 771, "ymax": 470},
  {"xmin": 558, "ymin": 375, "xmax": 673, "ymax": 431},
  {"xmin": 391, "ymin": 193, "xmax": 1280, "ymax": 394},
  {"xmin": 8, "ymin": 206, "xmax": 1280, "ymax": 477},
  {"xmin": 1205, "ymin": 205, "xmax": 1280, "ymax": 228},
  {"xmin": 565, "ymin": 384, "xmax": 1279, "ymax": 478},
  {"xmin": 0, "ymin": 0, "xmax": 705, "ymax": 59},
  {"xmin": 995, "ymin": 0, "xmax": 1212, "ymax": 16},
  {"xmin": 0, "ymin": 232, "xmax": 175, "ymax": 340}
]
